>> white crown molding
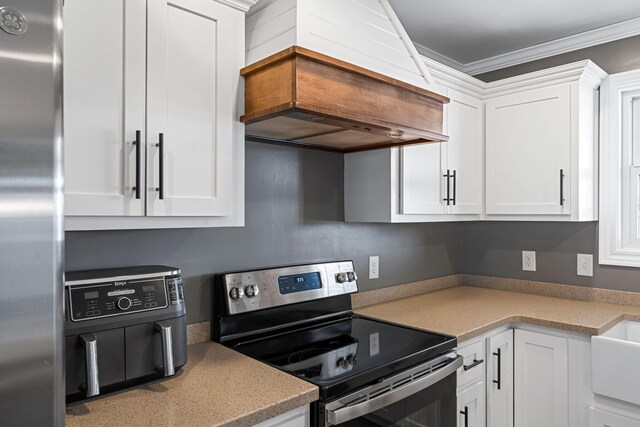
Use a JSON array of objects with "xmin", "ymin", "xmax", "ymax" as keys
[
  {"xmin": 214, "ymin": 0, "xmax": 259, "ymax": 13},
  {"xmin": 419, "ymin": 55, "xmax": 607, "ymax": 100},
  {"xmin": 412, "ymin": 17, "xmax": 640, "ymax": 77},
  {"xmin": 413, "ymin": 41, "xmax": 465, "ymax": 72},
  {"xmin": 421, "ymin": 55, "xmax": 486, "ymax": 98},
  {"xmin": 484, "ymin": 60, "xmax": 607, "ymax": 98},
  {"xmin": 464, "ymin": 17, "xmax": 640, "ymax": 75}
]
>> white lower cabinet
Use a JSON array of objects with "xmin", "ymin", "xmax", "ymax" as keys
[
  {"xmin": 457, "ymin": 326, "xmax": 601, "ymax": 427},
  {"xmin": 487, "ymin": 329, "xmax": 514, "ymax": 427},
  {"xmin": 254, "ymin": 406, "xmax": 310, "ymax": 427},
  {"xmin": 458, "ymin": 381, "xmax": 486, "ymax": 427},
  {"xmin": 515, "ymin": 329, "xmax": 569, "ymax": 427}
]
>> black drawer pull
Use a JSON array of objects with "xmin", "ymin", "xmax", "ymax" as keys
[
  {"xmin": 452, "ymin": 169, "xmax": 457, "ymax": 206},
  {"xmin": 463, "ymin": 358, "xmax": 484, "ymax": 371},
  {"xmin": 560, "ymin": 169, "xmax": 565, "ymax": 206},
  {"xmin": 443, "ymin": 169, "xmax": 452, "ymax": 205},
  {"xmin": 460, "ymin": 406, "xmax": 469, "ymax": 427},
  {"xmin": 132, "ymin": 130, "xmax": 141, "ymax": 200},
  {"xmin": 156, "ymin": 133, "xmax": 164, "ymax": 200},
  {"xmin": 493, "ymin": 348, "xmax": 502, "ymax": 390}
]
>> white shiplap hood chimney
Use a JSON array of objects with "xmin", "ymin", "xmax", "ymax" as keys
[
  {"xmin": 246, "ymin": 0, "xmax": 438, "ymax": 91},
  {"xmin": 241, "ymin": 0, "xmax": 448, "ymax": 152}
]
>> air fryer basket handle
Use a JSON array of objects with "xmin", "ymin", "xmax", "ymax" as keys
[{"xmin": 155, "ymin": 321, "xmax": 175, "ymax": 377}]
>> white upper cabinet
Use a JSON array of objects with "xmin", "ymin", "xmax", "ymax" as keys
[
  {"xmin": 484, "ymin": 61, "xmax": 606, "ymax": 221},
  {"xmin": 401, "ymin": 87, "xmax": 483, "ymax": 216},
  {"xmin": 345, "ymin": 71, "xmax": 485, "ymax": 223},
  {"xmin": 147, "ymin": 0, "xmax": 235, "ymax": 217},
  {"xmin": 446, "ymin": 88, "xmax": 484, "ymax": 215},
  {"xmin": 486, "ymin": 84, "xmax": 571, "ymax": 215},
  {"xmin": 64, "ymin": 0, "xmax": 146, "ymax": 217},
  {"xmin": 64, "ymin": 0, "xmax": 246, "ymax": 229},
  {"xmin": 400, "ymin": 142, "xmax": 445, "ymax": 215}
]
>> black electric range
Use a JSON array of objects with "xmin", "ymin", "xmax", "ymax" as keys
[{"xmin": 212, "ymin": 261, "xmax": 460, "ymax": 427}]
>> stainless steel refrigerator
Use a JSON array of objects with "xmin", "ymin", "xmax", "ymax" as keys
[{"xmin": 0, "ymin": 1, "xmax": 64, "ymax": 425}]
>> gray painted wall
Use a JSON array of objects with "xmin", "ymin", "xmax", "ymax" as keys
[
  {"xmin": 463, "ymin": 36, "xmax": 640, "ymax": 292},
  {"xmin": 460, "ymin": 222, "xmax": 640, "ymax": 292},
  {"xmin": 66, "ymin": 142, "xmax": 460, "ymax": 324}
]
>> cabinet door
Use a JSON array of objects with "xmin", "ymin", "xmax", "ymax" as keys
[
  {"xmin": 486, "ymin": 329, "xmax": 514, "ymax": 427},
  {"xmin": 64, "ymin": 0, "xmax": 146, "ymax": 216},
  {"xmin": 458, "ymin": 381, "xmax": 486, "ymax": 427},
  {"xmin": 447, "ymin": 88, "xmax": 483, "ymax": 215},
  {"xmin": 590, "ymin": 408, "xmax": 640, "ymax": 427},
  {"xmin": 147, "ymin": 0, "xmax": 239, "ymax": 216},
  {"xmin": 515, "ymin": 329, "xmax": 568, "ymax": 427},
  {"xmin": 486, "ymin": 84, "xmax": 571, "ymax": 215},
  {"xmin": 400, "ymin": 140, "xmax": 446, "ymax": 214}
]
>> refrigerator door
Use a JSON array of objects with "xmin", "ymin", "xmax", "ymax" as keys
[{"xmin": 0, "ymin": 1, "xmax": 64, "ymax": 426}]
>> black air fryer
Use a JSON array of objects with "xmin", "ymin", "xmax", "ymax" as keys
[{"xmin": 64, "ymin": 265, "xmax": 187, "ymax": 402}]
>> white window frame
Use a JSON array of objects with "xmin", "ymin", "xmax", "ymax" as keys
[{"xmin": 600, "ymin": 69, "xmax": 640, "ymax": 267}]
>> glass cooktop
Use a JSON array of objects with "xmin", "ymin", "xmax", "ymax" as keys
[{"xmin": 232, "ymin": 316, "xmax": 456, "ymax": 400}]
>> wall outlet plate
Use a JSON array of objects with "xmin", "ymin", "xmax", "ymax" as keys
[
  {"xmin": 577, "ymin": 253, "xmax": 594, "ymax": 277},
  {"xmin": 522, "ymin": 250, "xmax": 536, "ymax": 272},
  {"xmin": 369, "ymin": 256, "xmax": 379, "ymax": 279}
]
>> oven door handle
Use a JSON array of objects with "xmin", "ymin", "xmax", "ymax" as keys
[{"xmin": 326, "ymin": 355, "xmax": 462, "ymax": 425}]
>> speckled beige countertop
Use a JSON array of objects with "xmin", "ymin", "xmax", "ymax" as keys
[
  {"xmin": 355, "ymin": 285, "xmax": 640, "ymax": 342},
  {"xmin": 66, "ymin": 342, "xmax": 318, "ymax": 427}
]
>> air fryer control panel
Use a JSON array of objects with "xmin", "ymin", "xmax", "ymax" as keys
[{"xmin": 67, "ymin": 269, "xmax": 184, "ymax": 322}]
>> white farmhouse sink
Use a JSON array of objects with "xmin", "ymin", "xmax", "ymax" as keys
[{"xmin": 592, "ymin": 320, "xmax": 640, "ymax": 405}]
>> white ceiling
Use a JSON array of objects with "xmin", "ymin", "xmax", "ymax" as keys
[{"xmin": 389, "ymin": 0, "xmax": 640, "ymax": 72}]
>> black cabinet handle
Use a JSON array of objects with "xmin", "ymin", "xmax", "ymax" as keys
[
  {"xmin": 443, "ymin": 169, "xmax": 451, "ymax": 205},
  {"xmin": 133, "ymin": 130, "xmax": 141, "ymax": 200},
  {"xmin": 460, "ymin": 406, "xmax": 468, "ymax": 427},
  {"xmin": 560, "ymin": 169, "xmax": 565, "ymax": 206},
  {"xmin": 156, "ymin": 133, "xmax": 164, "ymax": 200},
  {"xmin": 463, "ymin": 358, "xmax": 484, "ymax": 371},
  {"xmin": 452, "ymin": 170, "xmax": 457, "ymax": 206},
  {"xmin": 493, "ymin": 348, "xmax": 502, "ymax": 390}
]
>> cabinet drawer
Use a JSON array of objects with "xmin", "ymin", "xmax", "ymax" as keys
[
  {"xmin": 590, "ymin": 407, "xmax": 640, "ymax": 427},
  {"xmin": 457, "ymin": 339, "xmax": 485, "ymax": 389}
]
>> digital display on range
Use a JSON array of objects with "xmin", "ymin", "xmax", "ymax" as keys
[
  {"xmin": 278, "ymin": 272, "xmax": 322, "ymax": 294},
  {"xmin": 143, "ymin": 285, "xmax": 155, "ymax": 292},
  {"xmin": 84, "ymin": 291, "xmax": 99, "ymax": 300}
]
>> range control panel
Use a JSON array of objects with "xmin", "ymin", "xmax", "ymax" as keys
[
  {"xmin": 221, "ymin": 261, "xmax": 358, "ymax": 315},
  {"xmin": 67, "ymin": 270, "xmax": 183, "ymax": 322}
]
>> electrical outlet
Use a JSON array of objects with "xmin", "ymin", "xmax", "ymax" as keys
[
  {"xmin": 369, "ymin": 256, "xmax": 379, "ymax": 279},
  {"xmin": 577, "ymin": 253, "xmax": 593, "ymax": 277},
  {"xmin": 522, "ymin": 251, "xmax": 536, "ymax": 272}
]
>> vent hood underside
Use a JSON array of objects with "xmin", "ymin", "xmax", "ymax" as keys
[{"xmin": 241, "ymin": 46, "xmax": 449, "ymax": 152}]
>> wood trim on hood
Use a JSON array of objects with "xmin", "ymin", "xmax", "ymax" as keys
[{"xmin": 240, "ymin": 46, "xmax": 450, "ymax": 152}]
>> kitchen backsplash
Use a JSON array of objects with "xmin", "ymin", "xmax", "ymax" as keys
[{"xmin": 66, "ymin": 142, "xmax": 460, "ymax": 324}]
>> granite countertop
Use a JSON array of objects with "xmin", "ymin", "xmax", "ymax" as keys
[
  {"xmin": 66, "ymin": 342, "xmax": 318, "ymax": 427},
  {"xmin": 355, "ymin": 285, "xmax": 640, "ymax": 342}
]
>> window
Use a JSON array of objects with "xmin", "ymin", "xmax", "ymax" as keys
[{"xmin": 600, "ymin": 70, "xmax": 640, "ymax": 267}]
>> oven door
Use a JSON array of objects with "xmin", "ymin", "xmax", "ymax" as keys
[{"xmin": 322, "ymin": 353, "xmax": 462, "ymax": 427}]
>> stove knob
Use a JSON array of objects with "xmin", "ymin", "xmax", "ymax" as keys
[
  {"xmin": 244, "ymin": 284, "xmax": 259, "ymax": 298},
  {"xmin": 229, "ymin": 286, "xmax": 244, "ymax": 300},
  {"xmin": 336, "ymin": 357, "xmax": 348, "ymax": 369},
  {"xmin": 117, "ymin": 297, "xmax": 132, "ymax": 311},
  {"xmin": 347, "ymin": 272, "xmax": 357, "ymax": 282},
  {"xmin": 347, "ymin": 354, "xmax": 357, "ymax": 366},
  {"xmin": 335, "ymin": 273, "xmax": 346, "ymax": 283}
]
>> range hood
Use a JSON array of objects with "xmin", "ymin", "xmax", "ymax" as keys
[{"xmin": 242, "ymin": 0, "xmax": 449, "ymax": 152}]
